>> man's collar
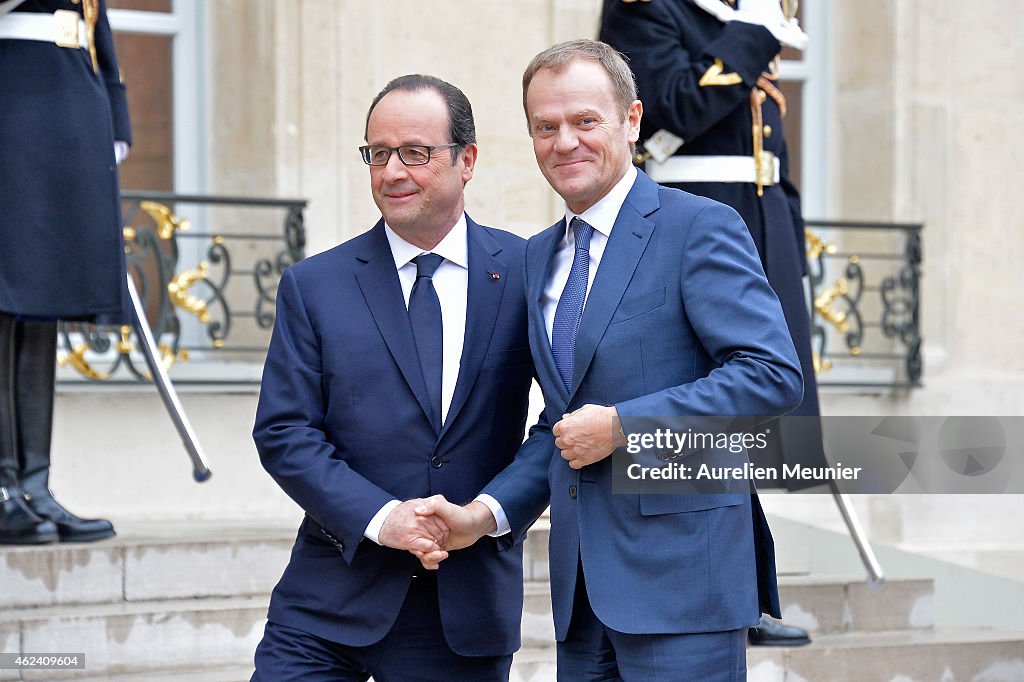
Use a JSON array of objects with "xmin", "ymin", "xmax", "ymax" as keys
[
  {"xmin": 384, "ymin": 213, "xmax": 469, "ymax": 270},
  {"xmin": 562, "ymin": 164, "xmax": 638, "ymax": 241}
]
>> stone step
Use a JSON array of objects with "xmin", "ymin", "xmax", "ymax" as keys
[
  {"xmin": 0, "ymin": 522, "xmax": 295, "ymax": 610},
  {"xmin": 0, "ymin": 597, "xmax": 266, "ymax": 681},
  {"xmin": 37, "ymin": 666, "xmax": 256, "ymax": 682},
  {"xmin": 9, "ymin": 651, "xmax": 559, "ymax": 682},
  {"xmin": 7, "ymin": 607, "xmax": 1020, "ymax": 682},
  {"xmin": 747, "ymin": 627, "xmax": 1024, "ymax": 682},
  {"xmin": 777, "ymin": 575, "xmax": 934, "ymax": 634}
]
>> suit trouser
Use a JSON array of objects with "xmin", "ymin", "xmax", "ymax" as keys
[
  {"xmin": 557, "ymin": 563, "xmax": 748, "ymax": 682},
  {"xmin": 252, "ymin": 572, "xmax": 513, "ymax": 682}
]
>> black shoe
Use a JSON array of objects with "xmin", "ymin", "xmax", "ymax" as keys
[
  {"xmin": 0, "ymin": 485, "xmax": 59, "ymax": 544},
  {"xmin": 24, "ymin": 489, "xmax": 115, "ymax": 543},
  {"xmin": 748, "ymin": 615, "xmax": 812, "ymax": 647}
]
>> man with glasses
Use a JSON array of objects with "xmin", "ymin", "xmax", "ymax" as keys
[{"xmin": 250, "ymin": 74, "xmax": 548, "ymax": 681}]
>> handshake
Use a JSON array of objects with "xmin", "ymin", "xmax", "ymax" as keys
[
  {"xmin": 376, "ymin": 404, "xmax": 627, "ymax": 570},
  {"xmin": 377, "ymin": 496, "xmax": 498, "ymax": 570}
]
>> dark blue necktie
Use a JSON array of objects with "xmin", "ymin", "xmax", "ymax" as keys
[
  {"xmin": 551, "ymin": 217, "xmax": 594, "ymax": 392},
  {"xmin": 409, "ymin": 253, "xmax": 444, "ymax": 430}
]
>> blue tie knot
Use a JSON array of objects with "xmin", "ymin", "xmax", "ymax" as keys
[
  {"xmin": 571, "ymin": 217, "xmax": 594, "ymax": 253},
  {"xmin": 413, "ymin": 253, "xmax": 444, "ymax": 278}
]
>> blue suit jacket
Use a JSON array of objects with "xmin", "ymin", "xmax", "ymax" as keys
[
  {"xmin": 253, "ymin": 217, "xmax": 542, "ymax": 657},
  {"xmin": 484, "ymin": 171, "xmax": 802, "ymax": 639}
]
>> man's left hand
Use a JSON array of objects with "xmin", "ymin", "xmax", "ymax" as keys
[{"xmin": 553, "ymin": 404, "xmax": 627, "ymax": 469}]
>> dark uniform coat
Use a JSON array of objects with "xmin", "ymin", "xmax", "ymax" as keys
[
  {"xmin": 0, "ymin": 0, "xmax": 131, "ymax": 322},
  {"xmin": 601, "ymin": 0, "xmax": 826, "ymax": 485}
]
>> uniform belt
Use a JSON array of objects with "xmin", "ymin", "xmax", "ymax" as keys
[
  {"xmin": 0, "ymin": 10, "xmax": 88, "ymax": 49},
  {"xmin": 646, "ymin": 154, "xmax": 780, "ymax": 186}
]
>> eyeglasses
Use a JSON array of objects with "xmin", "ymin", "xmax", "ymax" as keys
[{"xmin": 359, "ymin": 143, "xmax": 461, "ymax": 167}]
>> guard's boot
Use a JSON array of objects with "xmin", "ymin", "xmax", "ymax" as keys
[
  {"xmin": 0, "ymin": 312, "xmax": 58, "ymax": 545},
  {"xmin": 16, "ymin": 319, "xmax": 114, "ymax": 543}
]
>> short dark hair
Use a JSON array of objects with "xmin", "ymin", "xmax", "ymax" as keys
[
  {"xmin": 522, "ymin": 39, "xmax": 637, "ymax": 131},
  {"xmin": 364, "ymin": 74, "xmax": 476, "ymax": 163}
]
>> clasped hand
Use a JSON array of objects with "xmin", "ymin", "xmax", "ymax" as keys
[
  {"xmin": 379, "ymin": 496, "xmax": 497, "ymax": 571},
  {"xmin": 384, "ymin": 404, "xmax": 625, "ymax": 570},
  {"xmin": 553, "ymin": 404, "xmax": 627, "ymax": 470}
]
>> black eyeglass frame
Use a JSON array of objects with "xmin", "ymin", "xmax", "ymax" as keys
[{"xmin": 358, "ymin": 143, "xmax": 462, "ymax": 167}]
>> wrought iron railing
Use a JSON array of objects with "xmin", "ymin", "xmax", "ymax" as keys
[
  {"xmin": 805, "ymin": 219, "xmax": 922, "ymax": 389},
  {"xmin": 57, "ymin": 202, "xmax": 919, "ymax": 391},
  {"xmin": 57, "ymin": 192, "xmax": 306, "ymax": 384}
]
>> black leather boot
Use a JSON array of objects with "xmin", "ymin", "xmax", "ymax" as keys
[
  {"xmin": 0, "ymin": 312, "xmax": 58, "ymax": 545},
  {"xmin": 16, "ymin": 319, "xmax": 115, "ymax": 543}
]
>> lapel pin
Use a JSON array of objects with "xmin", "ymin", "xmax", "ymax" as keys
[{"xmin": 489, "ymin": 272, "xmax": 501, "ymax": 280}]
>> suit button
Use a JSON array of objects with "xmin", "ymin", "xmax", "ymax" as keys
[
  {"xmin": 569, "ymin": 485, "xmax": 577, "ymax": 499},
  {"xmin": 431, "ymin": 455, "xmax": 444, "ymax": 469}
]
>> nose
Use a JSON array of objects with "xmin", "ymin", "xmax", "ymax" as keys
[
  {"xmin": 553, "ymin": 125, "xmax": 579, "ymax": 154},
  {"xmin": 381, "ymin": 150, "xmax": 409, "ymax": 182}
]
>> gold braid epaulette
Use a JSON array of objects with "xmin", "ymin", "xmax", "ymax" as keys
[
  {"xmin": 749, "ymin": 56, "xmax": 788, "ymax": 197},
  {"xmin": 81, "ymin": 0, "xmax": 99, "ymax": 72}
]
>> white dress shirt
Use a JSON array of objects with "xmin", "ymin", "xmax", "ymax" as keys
[
  {"xmin": 364, "ymin": 215, "xmax": 470, "ymax": 544},
  {"xmin": 541, "ymin": 164, "xmax": 637, "ymax": 342},
  {"xmin": 484, "ymin": 165, "xmax": 639, "ymax": 537}
]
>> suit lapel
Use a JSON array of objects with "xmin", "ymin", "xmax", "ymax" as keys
[
  {"xmin": 440, "ymin": 218, "xmax": 506, "ymax": 438},
  {"xmin": 569, "ymin": 172, "xmax": 660, "ymax": 399},
  {"xmin": 530, "ymin": 221, "xmax": 570, "ymax": 403},
  {"xmin": 354, "ymin": 221, "xmax": 436, "ymax": 429}
]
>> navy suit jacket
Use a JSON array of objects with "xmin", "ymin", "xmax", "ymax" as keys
[
  {"xmin": 253, "ymin": 217, "xmax": 544, "ymax": 657},
  {"xmin": 484, "ymin": 170, "xmax": 802, "ymax": 639}
]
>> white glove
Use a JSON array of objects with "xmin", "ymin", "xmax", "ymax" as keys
[
  {"xmin": 114, "ymin": 140, "xmax": 130, "ymax": 165},
  {"xmin": 734, "ymin": 0, "xmax": 809, "ymax": 50},
  {"xmin": 692, "ymin": 0, "xmax": 737, "ymax": 23}
]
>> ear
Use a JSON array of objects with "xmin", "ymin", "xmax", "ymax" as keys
[
  {"xmin": 459, "ymin": 142, "xmax": 479, "ymax": 183},
  {"xmin": 625, "ymin": 99, "xmax": 643, "ymax": 143}
]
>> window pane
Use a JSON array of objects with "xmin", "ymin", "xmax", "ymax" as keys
[
  {"xmin": 113, "ymin": 32, "xmax": 174, "ymax": 191},
  {"xmin": 107, "ymin": 0, "xmax": 172, "ymax": 12},
  {"xmin": 778, "ymin": 79, "xmax": 803, "ymax": 193}
]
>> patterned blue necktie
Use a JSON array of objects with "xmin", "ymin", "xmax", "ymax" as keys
[
  {"xmin": 409, "ymin": 253, "xmax": 444, "ymax": 430},
  {"xmin": 551, "ymin": 217, "xmax": 594, "ymax": 392}
]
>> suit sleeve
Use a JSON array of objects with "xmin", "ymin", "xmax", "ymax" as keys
[
  {"xmin": 617, "ymin": 201, "xmax": 803, "ymax": 424},
  {"xmin": 481, "ymin": 406, "xmax": 555, "ymax": 550},
  {"xmin": 253, "ymin": 269, "xmax": 397, "ymax": 565},
  {"xmin": 479, "ymin": 240, "xmax": 555, "ymax": 547},
  {"xmin": 600, "ymin": 1, "xmax": 779, "ymax": 144},
  {"xmin": 96, "ymin": 0, "xmax": 131, "ymax": 143}
]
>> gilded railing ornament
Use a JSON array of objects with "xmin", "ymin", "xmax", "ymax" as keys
[
  {"xmin": 168, "ymin": 262, "xmax": 211, "ymax": 324},
  {"xmin": 57, "ymin": 193, "xmax": 307, "ymax": 383},
  {"xmin": 805, "ymin": 220, "xmax": 922, "ymax": 388}
]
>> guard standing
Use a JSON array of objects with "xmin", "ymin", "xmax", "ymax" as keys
[
  {"xmin": 601, "ymin": 0, "xmax": 822, "ymax": 646},
  {"xmin": 0, "ymin": 0, "xmax": 131, "ymax": 543}
]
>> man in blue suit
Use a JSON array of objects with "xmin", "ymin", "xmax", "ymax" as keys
[
  {"xmin": 251, "ymin": 74, "xmax": 547, "ymax": 681},
  {"xmin": 420, "ymin": 40, "xmax": 803, "ymax": 681}
]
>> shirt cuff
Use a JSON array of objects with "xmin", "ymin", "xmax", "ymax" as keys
[
  {"xmin": 475, "ymin": 493, "xmax": 510, "ymax": 537},
  {"xmin": 364, "ymin": 499, "xmax": 401, "ymax": 544}
]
